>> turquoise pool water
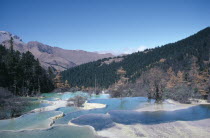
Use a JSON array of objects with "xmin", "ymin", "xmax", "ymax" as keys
[
  {"xmin": 0, "ymin": 125, "xmax": 97, "ymax": 138},
  {"xmin": 40, "ymin": 91, "xmax": 109, "ymax": 101},
  {"xmin": 0, "ymin": 111, "xmax": 62, "ymax": 131},
  {"xmin": 0, "ymin": 91, "xmax": 210, "ymax": 138},
  {"xmin": 55, "ymin": 97, "xmax": 154, "ymax": 124}
]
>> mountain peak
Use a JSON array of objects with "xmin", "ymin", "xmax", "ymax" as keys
[{"xmin": 0, "ymin": 31, "xmax": 23, "ymax": 43}]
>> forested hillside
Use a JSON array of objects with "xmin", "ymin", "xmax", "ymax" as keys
[
  {"xmin": 0, "ymin": 38, "xmax": 54, "ymax": 96},
  {"xmin": 62, "ymin": 27, "xmax": 210, "ymax": 102}
]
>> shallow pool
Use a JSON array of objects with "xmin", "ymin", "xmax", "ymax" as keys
[{"xmin": 1, "ymin": 91, "xmax": 210, "ymax": 138}]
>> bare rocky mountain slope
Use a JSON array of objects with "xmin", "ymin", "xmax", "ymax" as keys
[{"xmin": 0, "ymin": 31, "xmax": 113, "ymax": 71}]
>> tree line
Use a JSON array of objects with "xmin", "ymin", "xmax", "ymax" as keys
[{"xmin": 0, "ymin": 38, "xmax": 54, "ymax": 96}]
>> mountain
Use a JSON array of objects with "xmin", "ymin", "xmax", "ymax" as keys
[
  {"xmin": 62, "ymin": 27, "xmax": 210, "ymax": 102},
  {"xmin": 0, "ymin": 31, "xmax": 113, "ymax": 71}
]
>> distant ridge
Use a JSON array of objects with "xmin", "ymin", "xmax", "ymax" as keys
[{"xmin": 0, "ymin": 31, "xmax": 114, "ymax": 71}]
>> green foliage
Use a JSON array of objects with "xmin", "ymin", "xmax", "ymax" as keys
[
  {"xmin": 62, "ymin": 27, "xmax": 210, "ymax": 89},
  {"xmin": 0, "ymin": 43, "xmax": 54, "ymax": 96},
  {"xmin": 62, "ymin": 59, "xmax": 120, "ymax": 88}
]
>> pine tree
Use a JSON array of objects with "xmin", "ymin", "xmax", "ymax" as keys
[{"xmin": 0, "ymin": 44, "xmax": 54, "ymax": 96}]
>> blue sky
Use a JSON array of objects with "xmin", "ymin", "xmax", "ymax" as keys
[{"xmin": 1, "ymin": 0, "xmax": 210, "ymax": 54}]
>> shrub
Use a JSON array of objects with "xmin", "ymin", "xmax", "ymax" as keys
[
  {"xmin": 0, "ymin": 96, "xmax": 30, "ymax": 119},
  {"xmin": 67, "ymin": 96, "xmax": 87, "ymax": 107},
  {"xmin": 163, "ymin": 84, "xmax": 201, "ymax": 104},
  {"xmin": 208, "ymin": 93, "xmax": 210, "ymax": 103}
]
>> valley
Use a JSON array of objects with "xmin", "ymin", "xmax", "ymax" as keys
[{"xmin": 1, "ymin": 1, "xmax": 210, "ymax": 136}]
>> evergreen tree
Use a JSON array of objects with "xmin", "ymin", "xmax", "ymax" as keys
[
  {"xmin": 62, "ymin": 27, "xmax": 210, "ymax": 91},
  {"xmin": 0, "ymin": 43, "xmax": 54, "ymax": 96}
]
